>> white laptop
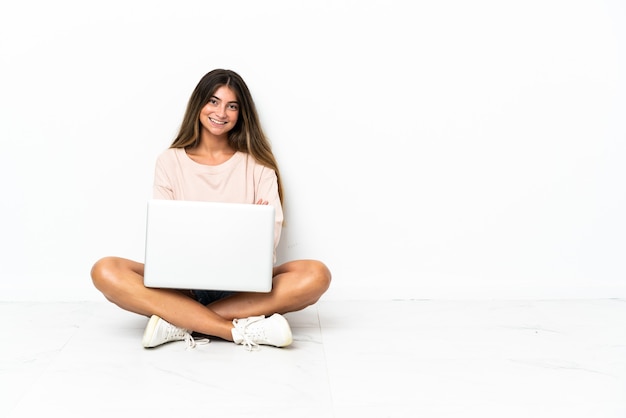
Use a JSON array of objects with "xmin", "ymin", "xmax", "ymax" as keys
[{"xmin": 143, "ymin": 199, "xmax": 275, "ymax": 292}]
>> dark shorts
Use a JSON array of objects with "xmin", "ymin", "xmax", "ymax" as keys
[{"xmin": 191, "ymin": 289, "xmax": 236, "ymax": 306}]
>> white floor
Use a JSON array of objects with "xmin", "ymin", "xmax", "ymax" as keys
[{"xmin": 2, "ymin": 299, "xmax": 625, "ymax": 418}]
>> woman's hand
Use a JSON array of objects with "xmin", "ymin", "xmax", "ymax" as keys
[{"xmin": 255, "ymin": 199, "xmax": 268, "ymax": 205}]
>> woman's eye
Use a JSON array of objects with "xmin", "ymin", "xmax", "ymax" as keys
[{"xmin": 229, "ymin": 104, "xmax": 239, "ymax": 110}]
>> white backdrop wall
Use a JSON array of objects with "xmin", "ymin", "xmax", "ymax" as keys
[{"xmin": 1, "ymin": 0, "xmax": 625, "ymax": 301}]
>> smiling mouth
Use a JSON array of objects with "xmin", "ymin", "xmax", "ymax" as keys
[{"xmin": 209, "ymin": 117, "xmax": 227, "ymax": 125}]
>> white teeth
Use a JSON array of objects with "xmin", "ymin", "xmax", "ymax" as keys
[{"xmin": 209, "ymin": 117, "xmax": 227, "ymax": 125}]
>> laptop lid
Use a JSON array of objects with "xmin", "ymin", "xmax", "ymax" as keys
[{"xmin": 143, "ymin": 199, "xmax": 275, "ymax": 293}]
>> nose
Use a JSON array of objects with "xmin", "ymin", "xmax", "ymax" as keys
[{"xmin": 215, "ymin": 103, "xmax": 228, "ymax": 118}]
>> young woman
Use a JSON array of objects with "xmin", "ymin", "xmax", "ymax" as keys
[{"xmin": 91, "ymin": 69, "xmax": 331, "ymax": 350}]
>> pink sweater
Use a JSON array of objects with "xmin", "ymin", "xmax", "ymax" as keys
[{"xmin": 153, "ymin": 148, "xmax": 283, "ymax": 254}]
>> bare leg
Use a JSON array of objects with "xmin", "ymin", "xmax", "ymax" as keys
[
  {"xmin": 90, "ymin": 257, "xmax": 331, "ymax": 340},
  {"xmin": 91, "ymin": 257, "xmax": 234, "ymax": 340},
  {"xmin": 209, "ymin": 259, "xmax": 332, "ymax": 320}
]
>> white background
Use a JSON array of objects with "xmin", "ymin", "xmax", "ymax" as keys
[{"xmin": 1, "ymin": 0, "xmax": 625, "ymax": 301}]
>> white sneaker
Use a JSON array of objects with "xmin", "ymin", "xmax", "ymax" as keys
[
  {"xmin": 142, "ymin": 315, "xmax": 205, "ymax": 349},
  {"xmin": 231, "ymin": 313, "xmax": 293, "ymax": 350}
]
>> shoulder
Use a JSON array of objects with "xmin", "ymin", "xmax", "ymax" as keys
[
  {"xmin": 240, "ymin": 153, "xmax": 276, "ymax": 180},
  {"xmin": 155, "ymin": 147, "xmax": 186, "ymax": 166},
  {"xmin": 238, "ymin": 152, "xmax": 272, "ymax": 171},
  {"xmin": 157, "ymin": 147, "xmax": 182, "ymax": 161}
]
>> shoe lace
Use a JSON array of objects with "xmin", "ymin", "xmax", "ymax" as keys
[
  {"xmin": 168, "ymin": 325, "xmax": 209, "ymax": 350},
  {"xmin": 183, "ymin": 333, "xmax": 197, "ymax": 349},
  {"xmin": 184, "ymin": 334, "xmax": 210, "ymax": 350},
  {"xmin": 233, "ymin": 316, "xmax": 265, "ymax": 351}
]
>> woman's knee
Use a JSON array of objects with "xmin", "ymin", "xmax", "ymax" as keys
[
  {"xmin": 90, "ymin": 256, "xmax": 134, "ymax": 295},
  {"xmin": 294, "ymin": 259, "xmax": 331, "ymax": 298},
  {"xmin": 311, "ymin": 260, "xmax": 332, "ymax": 291},
  {"xmin": 91, "ymin": 257, "xmax": 116, "ymax": 291}
]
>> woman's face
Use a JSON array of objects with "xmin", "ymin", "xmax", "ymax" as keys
[{"xmin": 199, "ymin": 85, "xmax": 240, "ymax": 138}]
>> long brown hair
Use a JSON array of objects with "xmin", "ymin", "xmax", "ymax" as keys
[{"xmin": 170, "ymin": 69, "xmax": 283, "ymax": 202}]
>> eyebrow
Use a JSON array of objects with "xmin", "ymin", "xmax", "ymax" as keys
[{"xmin": 210, "ymin": 95, "xmax": 239, "ymax": 105}]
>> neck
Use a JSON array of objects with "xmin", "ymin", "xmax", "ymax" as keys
[{"xmin": 186, "ymin": 135, "xmax": 235, "ymax": 166}]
